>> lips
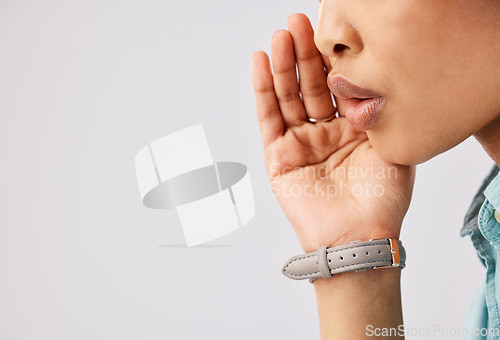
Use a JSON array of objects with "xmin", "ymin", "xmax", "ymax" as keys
[{"xmin": 327, "ymin": 75, "xmax": 385, "ymax": 131}]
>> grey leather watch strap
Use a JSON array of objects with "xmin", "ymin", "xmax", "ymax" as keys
[{"xmin": 282, "ymin": 238, "xmax": 406, "ymax": 283}]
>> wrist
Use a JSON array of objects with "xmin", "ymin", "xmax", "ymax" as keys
[
  {"xmin": 282, "ymin": 238, "xmax": 406, "ymax": 282},
  {"xmin": 313, "ymin": 264, "xmax": 402, "ymax": 289},
  {"xmin": 314, "ymin": 268, "xmax": 403, "ymax": 339},
  {"xmin": 300, "ymin": 226, "xmax": 402, "ymax": 253}
]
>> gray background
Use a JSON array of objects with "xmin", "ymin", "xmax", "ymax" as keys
[{"xmin": 0, "ymin": 0, "xmax": 494, "ymax": 338}]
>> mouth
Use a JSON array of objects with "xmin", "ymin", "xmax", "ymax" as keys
[
  {"xmin": 327, "ymin": 75, "xmax": 385, "ymax": 131},
  {"xmin": 327, "ymin": 75, "xmax": 382, "ymax": 100}
]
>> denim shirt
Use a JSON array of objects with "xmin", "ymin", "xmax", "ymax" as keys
[{"xmin": 461, "ymin": 164, "xmax": 500, "ymax": 339}]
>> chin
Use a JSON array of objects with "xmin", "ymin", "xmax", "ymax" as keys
[{"xmin": 367, "ymin": 133, "xmax": 436, "ymax": 166}]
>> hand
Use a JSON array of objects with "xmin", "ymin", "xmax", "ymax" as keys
[{"xmin": 251, "ymin": 13, "xmax": 415, "ymax": 253}]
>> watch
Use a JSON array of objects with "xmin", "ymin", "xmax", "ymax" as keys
[{"xmin": 282, "ymin": 238, "xmax": 406, "ymax": 283}]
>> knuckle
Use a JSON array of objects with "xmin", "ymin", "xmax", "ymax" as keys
[
  {"xmin": 263, "ymin": 107, "xmax": 281, "ymax": 119},
  {"xmin": 278, "ymin": 90, "xmax": 300, "ymax": 103},
  {"xmin": 296, "ymin": 49, "xmax": 319, "ymax": 62},
  {"xmin": 254, "ymin": 83, "xmax": 275, "ymax": 95},
  {"xmin": 301, "ymin": 83, "xmax": 326, "ymax": 98}
]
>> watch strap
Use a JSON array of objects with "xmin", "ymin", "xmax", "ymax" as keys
[{"xmin": 282, "ymin": 238, "xmax": 406, "ymax": 283}]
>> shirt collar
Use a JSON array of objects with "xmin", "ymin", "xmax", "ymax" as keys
[
  {"xmin": 485, "ymin": 170, "xmax": 500, "ymax": 211},
  {"xmin": 460, "ymin": 164, "xmax": 500, "ymax": 237}
]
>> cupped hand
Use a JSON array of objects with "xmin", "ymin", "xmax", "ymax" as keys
[{"xmin": 251, "ymin": 13, "xmax": 415, "ymax": 253}]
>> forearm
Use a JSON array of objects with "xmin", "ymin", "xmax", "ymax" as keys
[{"xmin": 313, "ymin": 267, "xmax": 403, "ymax": 339}]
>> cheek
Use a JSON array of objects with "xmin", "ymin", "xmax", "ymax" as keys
[
  {"xmin": 347, "ymin": 1, "xmax": 500, "ymax": 164},
  {"xmin": 367, "ymin": 4, "xmax": 453, "ymax": 92},
  {"xmin": 360, "ymin": 3, "xmax": 498, "ymax": 165}
]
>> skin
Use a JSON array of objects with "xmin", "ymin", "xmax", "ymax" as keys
[
  {"xmin": 314, "ymin": 0, "xmax": 500, "ymax": 166},
  {"xmin": 252, "ymin": 1, "xmax": 500, "ymax": 339}
]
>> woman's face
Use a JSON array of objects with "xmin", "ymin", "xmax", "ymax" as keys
[{"xmin": 314, "ymin": 0, "xmax": 500, "ymax": 165}]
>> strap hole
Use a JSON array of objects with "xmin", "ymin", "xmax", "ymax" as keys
[
  {"xmin": 378, "ymin": 250, "xmax": 382, "ymax": 255},
  {"xmin": 328, "ymin": 259, "xmax": 331, "ymax": 263},
  {"xmin": 365, "ymin": 252, "xmax": 370, "ymax": 255},
  {"xmin": 352, "ymin": 253, "xmax": 357, "ymax": 258},
  {"xmin": 340, "ymin": 256, "xmax": 344, "ymax": 260}
]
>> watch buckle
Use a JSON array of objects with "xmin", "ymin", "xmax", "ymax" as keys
[{"xmin": 371, "ymin": 238, "xmax": 401, "ymax": 269}]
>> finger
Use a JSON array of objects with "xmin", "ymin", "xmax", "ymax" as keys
[
  {"xmin": 320, "ymin": 53, "xmax": 343, "ymax": 117},
  {"xmin": 270, "ymin": 29, "xmax": 308, "ymax": 127},
  {"xmin": 321, "ymin": 53, "xmax": 332, "ymax": 74},
  {"xmin": 335, "ymin": 98, "xmax": 346, "ymax": 117},
  {"xmin": 287, "ymin": 13, "xmax": 336, "ymax": 120},
  {"xmin": 252, "ymin": 51, "xmax": 285, "ymax": 147},
  {"xmin": 318, "ymin": 37, "xmax": 342, "ymax": 117},
  {"xmin": 318, "ymin": 45, "xmax": 343, "ymax": 117}
]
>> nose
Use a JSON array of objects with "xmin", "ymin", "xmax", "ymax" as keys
[{"xmin": 314, "ymin": 1, "xmax": 363, "ymax": 58}]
